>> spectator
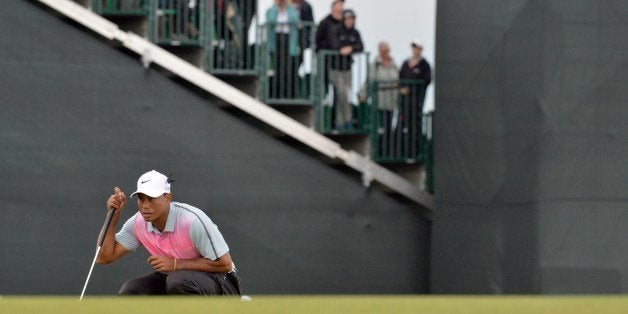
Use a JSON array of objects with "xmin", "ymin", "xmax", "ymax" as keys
[
  {"xmin": 315, "ymin": 0, "xmax": 343, "ymax": 52},
  {"xmin": 266, "ymin": 0, "xmax": 301, "ymax": 99},
  {"xmin": 212, "ymin": 0, "xmax": 243, "ymax": 68},
  {"xmin": 240, "ymin": 0, "xmax": 257, "ymax": 68},
  {"xmin": 400, "ymin": 39, "xmax": 431, "ymax": 85},
  {"xmin": 186, "ymin": 0, "xmax": 199, "ymax": 38},
  {"xmin": 292, "ymin": 0, "xmax": 314, "ymax": 99},
  {"xmin": 399, "ymin": 38, "xmax": 432, "ymax": 159},
  {"xmin": 156, "ymin": 0, "xmax": 199, "ymax": 40},
  {"xmin": 360, "ymin": 41, "xmax": 399, "ymax": 156},
  {"xmin": 292, "ymin": 0, "xmax": 314, "ymax": 48},
  {"xmin": 360, "ymin": 41, "xmax": 399, "ymax": 109},
  {"xmin": 329, "ymin": 9, "xmax": 363, "ymax": 130},
  {"xmin": 315, "ymin": 0, "xmax": 343, "ymax": 102}
]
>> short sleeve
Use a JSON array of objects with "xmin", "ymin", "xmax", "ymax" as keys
[
  {"xmin": 115, "ymin": 214, "xmax": 140, "ymax": 251},
  {"xmin": 189, "ymin": 216, "xmax": 229, "ymax": 261}
]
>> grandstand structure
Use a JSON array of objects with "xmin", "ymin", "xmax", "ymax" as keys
[{"xmin": 56, "ymin": 0, "xmax": 434, "ymax": 205}]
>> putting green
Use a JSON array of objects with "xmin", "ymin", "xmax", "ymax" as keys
[{"xmin": 1, "ymin": 295, "xmax": 627, "ymax": 314}]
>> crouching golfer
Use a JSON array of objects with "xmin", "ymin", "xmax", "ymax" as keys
[{"xmin": 96, "ymin": 170, "xmax": 242, "ymax": 295}]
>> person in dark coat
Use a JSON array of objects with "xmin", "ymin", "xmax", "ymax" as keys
[
  {"xmin": 399, "ymin": 39, "xmax": 432, "ymax": 159},
  {"xmin": 293, "ymin": 0, "xmax": 314, "ymax": 48},
  {"xmin": 314, "ymin": 0, "xmax": 344, "ymax": 101},
  {"xmin": 315, "ymin": 0, "xmax": 343, "ymax": 51},
  {"xmin": 399, "ymin": 39, "xmax": 431, "ymax": 85}
]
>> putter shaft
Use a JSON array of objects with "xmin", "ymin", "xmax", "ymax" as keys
[
  {"xmin": 80, "ymin": 246, "xmax": 101, "ymax": 301},
  {"xmin": 79, "ymin": 209, "xmax": 116, "ymax": 301}
]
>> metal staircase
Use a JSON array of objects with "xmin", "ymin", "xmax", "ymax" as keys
[{"xmin": 37, "ymin": 0, "xmax": 433, "ymax": 209}]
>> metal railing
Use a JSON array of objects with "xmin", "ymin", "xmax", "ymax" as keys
[
  {"xmin": 369, "ymin": 79, "xmax": 429, "ymax": 163},
  {"xmin": 205, "ymin": 0, "xmax": 257, "ymax": 75},
  {"xmin": 369, "ymin": 79, "xmax": 434, "ymax": 193},
  {"xmin": 315, "ymin": 50, "xmax": 370, "ymax": 134},
  {"xmin": 258, "ymin": 21, "xmax": 316, "ymax": 105},
  {"xmin": 424, "ymin": 111, "xmax": 434, "ymax": 194},
  {"xmin": 148, "ymin": 0, "xmax": 205, "ymax": 46},
  {"xmin": 91, "ymin": 0, "xmax": 149, "ymax": 15}
]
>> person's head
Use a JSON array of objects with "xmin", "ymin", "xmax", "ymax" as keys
[
  {"xmin": 342, "ymin": 9, "xmax": 356, "ymax": 29},
  {"xmin": 331, "ymin": 0, "xmax": 344, "ymax": 21},
  {"xmin": 130, "ymin": 170, "xmax": 173, "ymax": 223},
  {"xmin": 378, "ymin": 41, "xmax": 391, "ymax": 59},
  {"xmin": 275, "ymin": 0, "xmax": 288, "ymax": 7},
  {"xmin": 411, "ymin": 38, "xmax": 423, "ymax": 58}
]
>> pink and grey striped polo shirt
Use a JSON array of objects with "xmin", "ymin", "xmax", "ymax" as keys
[{"xmin": 115, "ymin": 202, "xmax": 229, "ymax": 261}]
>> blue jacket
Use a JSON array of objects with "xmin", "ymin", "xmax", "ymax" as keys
[{"xmin": 265, "ymin": 5, "xmax": 300, "ymax": 56}]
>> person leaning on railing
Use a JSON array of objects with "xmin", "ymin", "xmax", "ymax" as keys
[
  {"xmin": 359, "ymin": 41, "xmax": 399, "ymax": 156},
  {"xmin": 359, "ymin": 41, "xmax": 399, "ymax": 110},
  {"xmin": 315, "ymin": 0, "xmax": 343, "ymax": 94},
  {"xmin": 315, "ymin": 0, "xmax": 343, "ymax": 52},
  {"xmin": 328, "ymin": 9, "xmax": 363, "ymax": 130},
  {"xmin": 400, "ymin": 39, "xmax": 432, "ymax": 88},
  {"xmin": 399, "ymin": 38, "xmax": 432, "ymax": 159}
]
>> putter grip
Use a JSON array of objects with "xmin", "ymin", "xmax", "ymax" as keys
[{"xmin": 96, "ymin": 209, "xmax": 116, "ymax": 247}]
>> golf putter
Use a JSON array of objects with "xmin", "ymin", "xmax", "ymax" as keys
[{"xmin": 79, "ymin": 208, "xmax": 116, "ymax": 301}]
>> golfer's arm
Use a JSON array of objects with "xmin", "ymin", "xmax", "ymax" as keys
[
  {"xmin": 96, "ymin": 211, "xmax": 129, "ymax": 264},
  {"xmin": 177, "ymin": 252, "xmax": 233, "ymax": 273}
]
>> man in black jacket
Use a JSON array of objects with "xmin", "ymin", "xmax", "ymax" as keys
[
  {"xmin": 315, "ymin": 0, "xmax": 343, "ymax": 51},
  {"xmin": 293, "ymin": 0, "xmax": 314, "ymax": 48},
  {"xmin": 315, "ymin": 0, "xmax": 344, "ymax": 105},
  {"xmin": 328, "ymin": 9, "xmax": 364, "ymax": 130}
]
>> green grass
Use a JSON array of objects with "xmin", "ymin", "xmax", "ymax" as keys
[{"xmin": 2, "ymin": 295, "xmax": 628, "ymax": 314}]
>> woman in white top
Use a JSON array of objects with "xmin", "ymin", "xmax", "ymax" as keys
[{"xmin": 266, "ymin": 0, "xmax": 301, "ymax": 99}]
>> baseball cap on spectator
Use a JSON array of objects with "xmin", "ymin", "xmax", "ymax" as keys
[
  {"xmin": 411, "ymin": 38, "xmax": 423, "ymax": 48},
  {"xmin": 343, "ymin": 9, "xmax": 356, "ymax": 19},
  {"xmin": 131, "ymin": 170, "xmax": 171, "ymax": 198}
]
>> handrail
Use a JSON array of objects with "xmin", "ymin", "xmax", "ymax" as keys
[
  {"xmin": 258, "ymin": 21, "xmax": 317, "ymax": 105},
  {"xmin": 148, "ymin": 0, "xmax": 205, "ymax": 46},
  {"xmin": 315, "ymin": 50, "xmax": 371, "ymax": 134},
  {"xmin": 368, "ymin": 79, "xmax": 429, "ymax": 163},
  {"xmin": 37, "ymin": 0, "xmax": 434, "ymax": 209},
  {"xmin": 92, "ymin": 0, "xmax": 149, "ymax": 16}
]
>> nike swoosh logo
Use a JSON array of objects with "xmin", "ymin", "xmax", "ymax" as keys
[{"xmin": 141, "ymin": 179, "xmax": 151, "ymax": 184}]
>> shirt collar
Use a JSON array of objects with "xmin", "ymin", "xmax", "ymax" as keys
[{"xmin": 146, "ymin": 203, "xmax": 177, "ymax": 234}]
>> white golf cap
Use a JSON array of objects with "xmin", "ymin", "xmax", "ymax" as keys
[
  {"xmin": 130, "ymin": 170, "xmax": 171, "ymax": 198},
  {"xmin": 411, "ymin": 38, "xmax": 423, "ymax": 48}
]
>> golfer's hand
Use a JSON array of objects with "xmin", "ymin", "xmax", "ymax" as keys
[
  {"xmin": 148, "ymin": 255, "xmax": 176, "ymax": 272},
  {"xmin": 107, "ymin": 187, "xmax": 126, "ymax": 213}
]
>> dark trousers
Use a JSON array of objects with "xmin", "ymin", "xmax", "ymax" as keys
[
  {"xmin": 270, "ymin": 33, "xmax": 299, "ymax": 99},
  {"xmin": 399, "ymin": 93, "xmax": 424, "ymax": 159},
  {"xmin": 376, "ymin": 110, "xmax": 395, "ymax": 158},
  {"xmin": 119, "ymin": 270, "xmax": 242, "ymax": 295}
]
